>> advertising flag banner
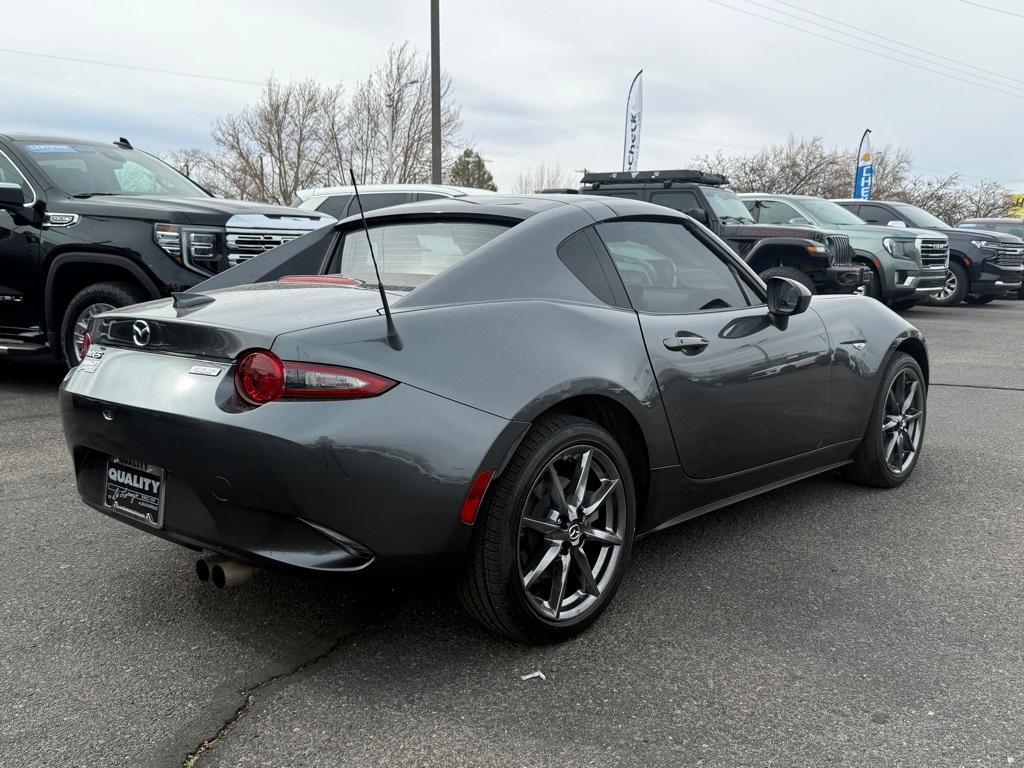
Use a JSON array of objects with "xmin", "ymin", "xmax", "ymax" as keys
[
  {"xmin": 623, "ymin": 70, "xmax": 643, "ymax": 172},
  {"xmin": 854, "ymin": 129, "xmax": 874, "ymax": 200}
]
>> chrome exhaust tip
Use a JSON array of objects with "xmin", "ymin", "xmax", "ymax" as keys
[
  {"xmin": 211, "ymin": 559, "xmax": 258, "ymax": 589},
  {"xmin": 195, "ymin": 553, "xmax": 228, "ymax": 583}
]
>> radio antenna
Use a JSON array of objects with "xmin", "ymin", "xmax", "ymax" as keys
[{"xmin": 349, "ymin": 169, "xmax": 402, "ymax": 351}]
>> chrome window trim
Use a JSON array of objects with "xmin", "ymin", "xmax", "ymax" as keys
[{"xmin": 0, "ymin": 147, "xmax": 38, "ymax": 207}]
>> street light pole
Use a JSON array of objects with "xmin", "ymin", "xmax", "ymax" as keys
[{"xmin": 430, "ymin": 0, "xmax": 441, "ymax": 184}]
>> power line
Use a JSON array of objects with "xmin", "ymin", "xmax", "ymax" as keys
[
  {"xmin": 0, "ymin": 47, "xmax": 263, "ymax": 86},
  {"xmin": 707, "ymin": 0, "xmax": 1024, "ymax": 102},
  {"xmin": 960, "ymin": 0, "xmax": 1024, "ymax": 19},
  {"xmin": 764, "ymin": 0, "xmax": 1024, "ymax": 89}
]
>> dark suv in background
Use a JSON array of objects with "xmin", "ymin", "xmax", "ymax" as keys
[
  {"xmin": 578, "ymin": 171, "xmax": 866, "ymax": 295},
  {"xmin": 0, "ymin": 134, "xmax": 332, "ymax": 365},
  {"xmin": 834, "ymin": 200, "xmax": 1024, "ymax": 306},
  {"xmin": 958, "ymin": 217, "xmax": 1024, "ymax": 299}
]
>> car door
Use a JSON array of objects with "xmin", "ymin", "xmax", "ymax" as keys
[
  {"xmin": 0, "ymin": 146, "xmax": 41, "ymax": 333},
  {"xmin": 593, "ymin": 217, "xmax": 833, "ymax": 479}
]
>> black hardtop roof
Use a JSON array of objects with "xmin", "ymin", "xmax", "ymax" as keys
[{"xmin": 581, "ymin": 169, "xmax": 730, "ymax": 187}]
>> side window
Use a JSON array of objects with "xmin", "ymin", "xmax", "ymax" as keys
[
  {"xmin": 415, "ymin": 192, "xmax": 447, "ymax": 201},
  {"xmin": 357, "ymin": 192, "xmax": 412, "ymax": 213},
  {"xmin": 316, "ymin": 195, "xmax": 352, "ymax": 219},
  {"xmin": 858, "ymin": 204, "xmax": 892, "ymax": 225},
  {"xmin": 649, "ymin": 190, "xmax": 700, "ymax": 214},
  {"xmin": 605, "ymin": 191, "xmax": 640, "ymax": 199},
  {"xmin": 596, "ymin": 220, "xmax": 756, "ymax": 314},
  {"xmin": 753, "ymin": 200, "xmax": 803, "ymax": 225},
  {"xmin": 0, "ymin": 151, "xmax": 31, "ymax": 199},
  {"xmin": 557, "ymin": 228, "xmax": 621, "ymax": 306}
]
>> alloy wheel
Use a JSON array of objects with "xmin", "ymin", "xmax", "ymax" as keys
[
  {"xmin": 71, "ymin": 302, "xmax": 114, "ymax": 363},
  {"xmin": 517, "ymin": 445, "xmax": 627, "ymax": 622},
  {"xmin": 935, "ymin": 270, "xmax": 957, "ymax": 302},
  {"xmin": 882, "ymin": 368, "xmax": 925, "ymax": 474}
]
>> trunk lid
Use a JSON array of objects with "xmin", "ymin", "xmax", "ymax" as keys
[{"xmin": 91, "ymin": 282, "xmax": 398, "ymax": 360}]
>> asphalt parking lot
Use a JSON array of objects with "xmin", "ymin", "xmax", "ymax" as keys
[{"xmin": 2, "ymin": 299, "xmax": 1022, "ymax": 768}]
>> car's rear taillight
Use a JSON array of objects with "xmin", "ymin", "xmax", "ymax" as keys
[
  {"xmin": 235, "ymin": 350, "xmax": 397, "ymax": 405},
  {"xmin": 81, "ymin": 332, "xmax": 93, "ymax": 359}
]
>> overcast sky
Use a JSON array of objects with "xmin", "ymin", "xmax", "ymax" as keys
[{"xmin": 5, "ymin": 0, "xmax": 1023, "ymax": 192}]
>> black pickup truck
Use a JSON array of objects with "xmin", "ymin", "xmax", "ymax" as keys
[
  {"xmin": 579, "ymin": 171, "xmax": 866, "ymax": 294},
  {"xmin": 0, "ymin": 134, "xmax": 332, "ymax": 366}
]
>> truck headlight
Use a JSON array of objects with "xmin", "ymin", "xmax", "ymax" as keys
[
  {"xmin": 188, "ymin": 231, "xmax": 219, "ymax": 260},
  {"xmin": 882, "ymin": 237, "xmax": 911, "ymax": 258},
  {"xmin": 970, "ymin": 240, "xmax": 999, "ymax": 251}
]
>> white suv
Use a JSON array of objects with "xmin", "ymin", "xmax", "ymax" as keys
[{"xmin": 292, "ymin": 183, "xmax": 493, "ymax": 220}]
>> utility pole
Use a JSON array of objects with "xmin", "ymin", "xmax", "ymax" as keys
[{"xmin": 430, "ymin": 0, "xmax": 441, "ymax": 184}]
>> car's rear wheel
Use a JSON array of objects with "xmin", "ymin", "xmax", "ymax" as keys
[
  {"xmin": 964, "ymin": 294, "xmax": 997, "ymax": 305},
  {"xmin": 843, "ymin": 352, "xmax": 926, "ymax": 488},
  {"xmin": 459, "ymin": 415, "xmax": 635, "ymax": 644},
  {"xmin": 758, "ymin": 266, "xmax": 816, "ymax": 294},
  {"xmin": 61, "ymin": 282, "xmax": 146, "ymax": 367},
  {"xmin": 928, "ymin": 262, "xmax": 968, "ymax": 307}
]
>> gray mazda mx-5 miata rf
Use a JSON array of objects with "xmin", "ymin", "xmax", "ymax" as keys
[{"xmin": 60, "ymin": 194, "xmax": 928, "ymax": 643}]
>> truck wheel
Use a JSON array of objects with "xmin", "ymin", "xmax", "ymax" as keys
[
  {"xmin": 61, "ymin": 282, "xmax": 146, "ymax": 367},
  {"xmin": 853, "ymin": 263, "xmax": 882, "ymax": 300},
  {"xmin": 458, "ymin": 414, "xmax": 636, "ymax": 644},
  {"xmin": 964, "ymin": 295, "xmax": 997, "ymax": 305},
  {"xmin": 758, "ymin": 266, "xmax": 816, "ymax": 294},
  {"xmin": 928, "ymin": 262, "xmax": 968, "ymax": 307}
]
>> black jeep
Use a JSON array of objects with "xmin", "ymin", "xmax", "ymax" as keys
[{"xmin": 580, "ymin": 171, "xmax": 866, "ymax": 294}]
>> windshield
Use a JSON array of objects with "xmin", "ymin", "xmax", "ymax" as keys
[
  {"xmin": 16, "ymin": 141, "xmax": 209, "ymax": 198},
  {"xmin": 795, "ymin": 198, "xmax": 865, "ymax": 226},
  {"xmin": 892, "ymin": 203, "xmax": 949, "ymax": 229},
  {"xmin": 703, "ymin": 187, "xmax": 754, "ymax": 223},
  {"xmin": 332, "ymin": 220, "xmax": 510, "ymax": 291}
]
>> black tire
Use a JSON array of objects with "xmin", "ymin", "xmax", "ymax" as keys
[
  {"xmin": 458, "ymin": 414, "xmax": 636, "ymax": 644},
  {"xmin": 758, "ymin": 265, "xmax": 816, "ymax": 294},
  {"xmin": 60, "ymin": 281, "xmax": 146, "ymax": 367},
  {"xmin": 842, "ymin": 352, "xmax": 926, "ymax": 489},
  {"xmin": 890, "ymin": 299, "xmax": 917, "ymax": 312},
  {"xmin": 854, "ymin": 262, "xmax": 882, "ymax": 301},
  {"xmin": 964, "ymin": 294, "xmax": 997, "ymax": 305},
  {"xmin": 927, "ymin": 262, "xmax": 968, "ymax": 307}
]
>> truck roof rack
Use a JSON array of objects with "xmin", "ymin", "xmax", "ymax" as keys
[{"xmin": 580, "ymin": 169, "xmax": 730, "ymax": 188}]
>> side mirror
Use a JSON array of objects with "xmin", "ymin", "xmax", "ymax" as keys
[
  {"xmin": 766, "ymin": 276, "xmax": 811, "ymax": 329},
  {"xmin": 887, "ymin": 220, "xmax": 908, "ymax": 228},
  {"xmin": 787, "ymin": 217, "xmax": 811, "ymax": 226},
  {"xmin": 686, "ymin": 207, "xmax": 710, "ymax": 226},
  {"xmin": 0, "ymin": 182, "xmax": 25, "ymax": 211}
]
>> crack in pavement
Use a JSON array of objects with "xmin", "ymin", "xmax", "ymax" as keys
[
  {"xmin": 178, "ymin": 603, "xmax": 391, "ymax": 768},
  {"xmin": 930, "ymin": 382, "xmax": 1024, "ymax": 393}
]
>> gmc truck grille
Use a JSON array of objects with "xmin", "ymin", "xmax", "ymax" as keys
[
  {"xmin": 918, "ymin": 238, "xmax": 949, "ymax": 269},
  {"xmin": 994, "ymin": 245, "xmax": 1024, "ymax": 267},
  {"xmin": 824, "ymin": 234, "xmax": 852, "ymax": 266},
  {"xmin": 226, "ymin": 229, "xmax": 309, "ymax": 265}
]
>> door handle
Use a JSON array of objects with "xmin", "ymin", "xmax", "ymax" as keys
[{"xmin": 663, "ymin": 335, "xmax": 710, "ymax": 354}]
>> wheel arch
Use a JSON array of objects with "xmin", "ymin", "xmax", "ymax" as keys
[
  {"xmin": 893, "ymin": 336, "xmax": 929, "ymax": 385},
  {"xmin": 745, "ymin": 240, "xmax": 824, "ymax": 275},
  {"xmin": 516, "ymin": 394, "xmax": 653, "ymax": 533},
  {"xmin": 44, "ymin": 253, "xmax": 161, "ymax": 335}
]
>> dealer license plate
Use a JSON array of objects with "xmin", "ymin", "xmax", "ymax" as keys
[{"xmin": 104, "ymin": 456, "xmax": 165, "ymax": 528}]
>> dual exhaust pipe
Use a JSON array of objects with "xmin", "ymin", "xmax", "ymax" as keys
[{"xmin": 195, "ymin": 553, "xmax": 259, "ymax": 589}]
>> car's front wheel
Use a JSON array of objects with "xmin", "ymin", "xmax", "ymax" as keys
[
  {"xmin": 459, "ymin": 415, "xmax": 636, "ymax": 644},
  {"xmin": 928, "ymin": 262, "xmax": 968, "ymax": 307},
  {"xmin": 843, "ymin": 352, "xmax": 926, "ymax": 488},
  {"xmin": 61, "ymin": 282, "xmax": 146, "ymax": 367}
]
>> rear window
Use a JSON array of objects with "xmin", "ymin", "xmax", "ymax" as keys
[{"xmin": 330, "ymin": 220, "xmax": 510, "ymax": 291}]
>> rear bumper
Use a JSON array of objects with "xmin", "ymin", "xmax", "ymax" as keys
[{"xmin": 59, "ymin": 352, "xmax": 527, "ymax": 575}]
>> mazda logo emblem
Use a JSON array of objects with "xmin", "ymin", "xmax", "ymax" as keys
[{"xmin": 131, "ymin": 320, "xmax": 151, "ymax": 347}]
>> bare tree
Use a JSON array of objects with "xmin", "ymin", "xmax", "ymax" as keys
[
  {"xmin": 513, "ymin": 162, "xmax": 575, "ymax": 193},
  {"xmin": 696, "ymin": 135, "xmax": 1009, "ymax": 225}
]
